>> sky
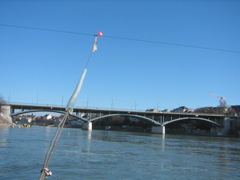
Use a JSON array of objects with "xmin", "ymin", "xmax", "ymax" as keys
[{"xmin": 0, "ymin": 0, "xmax": 239, "ymax": 111}]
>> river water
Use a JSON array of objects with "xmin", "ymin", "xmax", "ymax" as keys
[{"xmin": 0, "ymin": 125, "xmax": 239, "ymax": 180}]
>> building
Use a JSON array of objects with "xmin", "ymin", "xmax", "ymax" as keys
[
  {"xmin": 171, "ymin": 106, "xmax": 192, "ymax": 113},
  {"xmin": 15, "ymin": 115, "xmax": 36, "ymax": 123},
  {"xmin": 43, "ymin": 114, "xmax": 52, "ymax": 120},
  {"xmin": 146, "ymin": 109, "xmax": 159, "ymax": 112},
  {"xmin": 231, "ymin": 105, "xmax": 240, "ymax": 116}
]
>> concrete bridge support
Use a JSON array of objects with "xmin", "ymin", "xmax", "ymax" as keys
[
  {"xmin": 151, "ymin": 126, "xmax": 165, "ymax": 134},
  {"xmin": 222, "ymin": 117, "xmax": 231, "ymax": 135},
  {"xmin": 82, "ymin": 122, "xmax": 92, "ymax": 130},
  {"xmin": 0, "ymin": 105, "xmax": 12, "ymax": 124}
]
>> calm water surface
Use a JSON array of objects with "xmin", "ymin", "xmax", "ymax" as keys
[{"xmin": 0, "ymin": 125, "xmax": 239, "ymax": 180}]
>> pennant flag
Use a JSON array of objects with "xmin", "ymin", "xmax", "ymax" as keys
[
  {"xmin": 92, "ymin": 36, "xmax": 98, "ymax": 52},
  {"xmin": 98, "ymin": 31, "xmax": 103, "ymax": 37}
]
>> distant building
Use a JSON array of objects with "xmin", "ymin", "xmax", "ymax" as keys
[
  {"xmin": 230, "ymin": 105, "xmax": 240, "ymax": 116},
  {"xmin": 43, "ymin": 114, "xmax": 52, "ymax": 120},
  {"xmin": 146, "ymin": 109, "xmax": 159, "ymax": 112},
  {"xmin": 21, "ymin": 118, "xmax": 32, "ymax": 123},
  {"xmin": 54, "ymin": 119, "xmax": 61, "ymax": 125},
  {"xmin": 16, "ymin": 115, "xmax": 36, "ymax": 123},
  {"xmin": 163, "ymin": 109, "xmax": 170, "ymax": 113},
  {"xmin": 58, "ymin": 114, "xmax": 65, "ymax": 121},
  {"xmin": 171, "ymin": 106, "xmax": 189, "ymax": 113}
]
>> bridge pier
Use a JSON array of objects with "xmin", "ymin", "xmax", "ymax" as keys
[
  {"xmin": 221, "ymin": 117, "xmax": 231, "ymax": 135},
  {"xmin": 0, "ymin": 105, "xmax": 12, "ymax": 124},
  {"xmin": 82, "ymin": 122, "xmax": 92, "ymax": 130},
  {"xmin": 151, "ymin": 126, "xmax": 165, "ymax": 134}
]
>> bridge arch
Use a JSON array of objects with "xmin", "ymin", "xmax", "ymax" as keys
[
  {"xmin": 162, "ymin": 117, "xmax": 221, "ymax": 127},
  {"xmin": 89, "ymin": 114, "xmax": 161, "ymax": 126},
  {"xmin": 10, "ymin": 109, "xmax": 88, "ymax": 122}
]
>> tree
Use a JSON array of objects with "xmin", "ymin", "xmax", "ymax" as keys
[
  {"xmin": 219, "ymin": 99, "xmax": 227, "ymax": 108},
  {"xmin": 0, "ymin": 95, "xmax": 6, "ymax": 110}
]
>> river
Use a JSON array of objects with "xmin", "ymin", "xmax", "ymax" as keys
[{"xmin": 0, "ymin": 125, "xmax": 239, "ymax": 180}]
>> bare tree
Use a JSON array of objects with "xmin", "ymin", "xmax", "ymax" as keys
[
  {"xmin": 0, "ymin": 94, "xmax": 6, "ymax": 103},
  {"xmin": 219, "ymin": 99, "xmax": 227, "ymax": 108},
  {"xmin": 0, "ymin": 95, "xmax": 6, "ymax": 110}
]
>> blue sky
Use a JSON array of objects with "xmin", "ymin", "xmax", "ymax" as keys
[{"xmin": 0, "ymin": 0, "xmax": 239, "ymax": 111}]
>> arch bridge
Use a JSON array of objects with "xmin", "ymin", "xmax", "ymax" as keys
[{"xmin": 7, "ymin": 103, "xmax": 229, "ymax": 133}]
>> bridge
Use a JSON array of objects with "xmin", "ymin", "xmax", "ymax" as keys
[{"xmin": 3, "ymin": 103, "xmax": 235, "ymax": 135}]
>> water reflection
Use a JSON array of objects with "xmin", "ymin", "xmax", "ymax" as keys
[
  {"xmin": 87, "ymin": 130, "xmax": 92, "ymax": 140},
  {"xmin": 0, "ymin": 125, "xmax": 11, "ymax": 134},
  {"xmin": 162, "ymin": 134, "xmax": 165, "ymax": 151},
  {"xmin": 0, "ymin": 126, "xmax": 13, "ymax": 147},
  {"xmin": 86, "ymin": 130, "xmax": 92, "ymax": 152},
  {"xmin": 45, "ymin": 126, "xmax": 55, "ymax": 137}
]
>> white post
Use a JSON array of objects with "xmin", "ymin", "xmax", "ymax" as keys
[
  {"xmin": 162, "ymin": 126, "xmax": 165, "ymax": 135},
  {"xmin": 82, "ymin": 122, "xmax": 92, "ymax": 130}
]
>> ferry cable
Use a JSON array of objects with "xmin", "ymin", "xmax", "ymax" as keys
[{"xmin": 1, "ymin": 23, "xmax": 239, "ymax": 54}]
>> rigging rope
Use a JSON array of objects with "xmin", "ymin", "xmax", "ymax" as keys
[
  {"xmin": 39, "ymin": 111, "xmax": 70, "ymax": 180},
  {"xmin": 85, "ymin": 52, "xmax": 93, "ymax": 68}
]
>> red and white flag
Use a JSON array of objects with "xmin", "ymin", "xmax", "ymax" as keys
[
  {"xmin": 92, "ymin": 31, "xmax": 103, "ymax": 52},
  {"xmin": 98, "ymin": 31, "xmax": 103, "ymax": 37}
]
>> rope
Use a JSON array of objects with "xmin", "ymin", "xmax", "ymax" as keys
[
  {"xmin": 85, "ymin": 52, "xmax": 93, "ymax": 68},
  {"xmin": 85, "ymin": 35, "xmax": 98, "ymax": 68},
  {"xmin": 39, "ymin": 111, "xmax": 70, "ymax": 180}
]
